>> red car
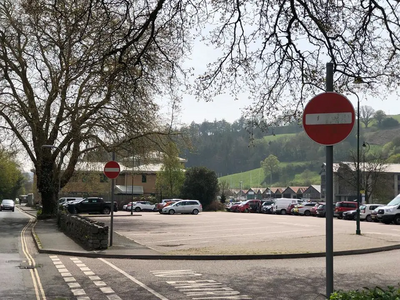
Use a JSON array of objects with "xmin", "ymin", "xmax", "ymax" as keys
[
  {"xmin": 334, "ymin": 201, "xmax": 358, "ymax": 219},
  {"xmin": 237, "ymin": 200, "xmax": 262, "ymax": 213}
]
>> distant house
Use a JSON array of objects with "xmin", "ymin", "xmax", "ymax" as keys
[
  {"xmin": 320, "ymin": 162, "xmax": 400, "ymax": 203},
  {"xmin": 302, "ymin": 185, "xmax": 321, "ymax": 200},
  {"xmin": 282, "ymin": 186, "xmax": 308, "ymax": 199}
]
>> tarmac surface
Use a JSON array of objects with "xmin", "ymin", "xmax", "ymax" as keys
[{"xmin": 18, "ymin": 204, "xmax": 400, "ymax": 260}]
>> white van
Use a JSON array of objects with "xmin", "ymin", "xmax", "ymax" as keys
[{"xmin": 274, "ymin": 198, "xmax": 301, "ymax": 215}]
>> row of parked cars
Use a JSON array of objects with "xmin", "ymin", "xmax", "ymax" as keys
[
  {"xmin": 122, "ymin": 199, "xmax": 203, "ymax": 215},
  {"xmin": 225, "ymin": 194, "xmax": 400, "ymax": 225}
]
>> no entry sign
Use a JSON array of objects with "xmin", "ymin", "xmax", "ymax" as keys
[
  {"xmin": 303, "ymin": 92, "xmax": 355, "ymax": 145},
  {"xmin": 104, "ymin": 161, "xmax": 120, "ymax": 179}
]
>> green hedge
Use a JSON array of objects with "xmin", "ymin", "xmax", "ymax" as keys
[{"xmin": 330, "ymin": 286, "xmax": 400, "ymax": 299}]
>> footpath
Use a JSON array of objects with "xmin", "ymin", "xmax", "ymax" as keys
[{"xmin": 19, "ymin": 205, "xmax": 400, "ymax": 260}]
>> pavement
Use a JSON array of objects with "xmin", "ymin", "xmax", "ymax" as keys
[{"xmin": 18, "ymin": 204, "xmax": 400, "ymax": 260}]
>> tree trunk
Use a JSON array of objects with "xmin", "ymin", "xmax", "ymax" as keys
[{"xmin": 37, "ymin": 157, "xmax": 59, "ymax": 217}]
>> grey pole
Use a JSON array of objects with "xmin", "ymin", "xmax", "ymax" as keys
[
  {"xmin": 325, "ymin": 62, "xmax": 334, "ymax": 298},
  {"xmin": 110, "ymin": 152, "xmax": 115, "ymax": 247},
  {"xmin": 356, "ymin": 96, "xmax": 361, "ymax": 235}
]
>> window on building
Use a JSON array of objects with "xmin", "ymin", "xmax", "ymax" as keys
[{"xmin": 142, "ymin": 174, "xmax": 147, "ymax": 183}]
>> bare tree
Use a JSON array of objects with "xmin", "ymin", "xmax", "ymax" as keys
[
  {"xmin": 360, "ymin": 105, "xmax": 375, "ymax": 128},
  {"xmin": 0, "ymin": 0, "xmax": 190, "ymax": 215},
  {"xmin": 193, "ymin": 1, "xmax": 400, "ymax": 129}
]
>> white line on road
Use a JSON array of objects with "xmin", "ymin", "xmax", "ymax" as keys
[{"xmin": 99, "ymin": 258, "xmax": 169, "ymax": 300}]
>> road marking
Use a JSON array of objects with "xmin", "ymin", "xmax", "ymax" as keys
[
  {"xmin": 70, "ymin": 257, "xmax": 122, "ymax": 300},
  {"xmin": 21, "ymin": 219, "xmax": 46, "ymax": 300},
  {"xmin": 151, "ymin": 270, "xmax": 202, "ymax": 277},
  {"xmin": 99, "ymin": 258, "xmax": 169, "ymax": 300},
  {"xmin": 166, "ymin": 279, "xmax": 252, "ymax": 299},
  {"xmin": 50, "ymin": 256, "xmax": 89, "ymax": 299}
]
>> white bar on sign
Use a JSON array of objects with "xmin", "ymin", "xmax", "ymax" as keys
[
  {"xmin": 105, "ymin": 168, "xmax": 120, "ymax": 172},
  {"xmin": 305, "ymin": 112, "xmax": 352, "ymax": 125}
]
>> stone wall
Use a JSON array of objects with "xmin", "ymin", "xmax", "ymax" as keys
[{"xmin": 58, "ymin": 213, "xmax": 109, "ymax": 250}]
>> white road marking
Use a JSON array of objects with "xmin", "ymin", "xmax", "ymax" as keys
[{"xmin": 99, "ymin": 258, "xmax": 170, "ymax": 300}]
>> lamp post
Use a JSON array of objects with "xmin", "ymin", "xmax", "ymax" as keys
[
  {"xmin": 42, "ymin": 144, "xmax": 62, "ymax": 213},
  {"xmin": 356, "ymin": 95, "xmax": 361, "ymax": 235},
  {"xmin": 362, "ymin": 141, "xmax": 370, "ymax": 204}
]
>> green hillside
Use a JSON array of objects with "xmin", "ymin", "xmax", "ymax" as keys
[{"xmin": 219, "ymin": 162, "xmax": 321, "ymax": 189}]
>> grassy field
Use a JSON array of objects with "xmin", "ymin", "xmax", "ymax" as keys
[{"xmin": 218, "ymin": 162, "xmax": 320, "ymax": 189}]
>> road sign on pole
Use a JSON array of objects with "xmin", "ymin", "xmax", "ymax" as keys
[
  {"xmin": 303, "ymin": 92, "xmax": 355, "ymax": 145},
  {"xmin": 104, "ymin": 161, "xmax": 120, "ymax": 179}
]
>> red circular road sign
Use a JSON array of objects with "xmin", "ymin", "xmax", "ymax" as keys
[
  {"xmin": 104, "ymin": 161, "xmax": 120, "ymax": 179},
  {"xmin": 302, "ymin": 92, "xmax": 355, "ymax": 145}
]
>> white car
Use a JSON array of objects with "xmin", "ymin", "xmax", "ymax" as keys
[
  {"xmin": 161, "ymin": 200, "xmax": 202, "ymax": 215},
  {"xmin": 130, "ymin": 201, "xmax": 155, "ymax": 212},
  {"xmin": 359, "ymin": 204, "xmax": 384, "ymax": 222},
  {"xmin": 123, "ymin": 202, "xmax": 136, "ymax": 211}
]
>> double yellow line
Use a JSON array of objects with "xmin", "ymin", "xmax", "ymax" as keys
[{"xmin": 21, "ymin": 218, "xmax": 46, "ymax": 300}]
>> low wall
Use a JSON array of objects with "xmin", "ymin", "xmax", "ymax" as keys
[{"xmin": 58, "ymin": 213, "xmax": 109, "ymax": 251}]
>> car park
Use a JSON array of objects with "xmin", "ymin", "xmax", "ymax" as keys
[
  {"xmin": 334, "ymin": 201, "xmax": 358, "ymax": 219},
  {"xmin": 377, "ymin": 194, "xmax": 400, "ymax": 224},
  {"xmin": 0, "ymin": 199, "xmax": 15, "ymax": 212},
  {"xmin": 161, "ymin": 200, "xmax": 202, "ymax": 215},
  {"xmin": 359, "ymin": 204, "xmax": 384, "ymax": 222}
]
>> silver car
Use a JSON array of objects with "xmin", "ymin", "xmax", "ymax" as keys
[
  {"xmin": 0, "ymin": 199, "xmax": 15, "ymax": 212},
  {"xmin": 161, "ymin": 200, "xmax": 202, "ymax": 215}
]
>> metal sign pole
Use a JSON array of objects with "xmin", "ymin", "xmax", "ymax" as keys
[
  {"xmin": 110, "ymin": 152, "xmax": 115, "ymax": 247},
  {"xmin": 325, "ymin": 62, "xmax": 334, "ymax": 298}
]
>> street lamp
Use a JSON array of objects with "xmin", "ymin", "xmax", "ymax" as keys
[{"xmin": 356, "ymin": 95, "xmax": 361, "ymax": 235}]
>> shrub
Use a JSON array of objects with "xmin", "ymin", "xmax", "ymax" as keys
[
  {"xmin": 330, "ymin": 285, "xmax": 400, "ymax": 300},
  {"xmin": 205, "ymin": 200, "xmax": 225, "ymax": 211}
]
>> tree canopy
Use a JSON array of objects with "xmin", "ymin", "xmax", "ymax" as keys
[{"xmin": 180, "ymin": 167, "xmax": 219, "ymax": 208}]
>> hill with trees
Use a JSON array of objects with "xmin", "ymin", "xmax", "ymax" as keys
[{"xmin": 179, "ymin": 110, "xmax": 400, "ymax": 189}]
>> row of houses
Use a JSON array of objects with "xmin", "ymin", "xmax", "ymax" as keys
[{"xmin": 229, "ymin": 185, "xmax": 322, "ymax": 201}]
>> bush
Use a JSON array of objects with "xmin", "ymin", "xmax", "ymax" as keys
[
  {"xmin": 330, "ymin": 285, "xmax": 400, "ymax": 299},
  {"xmin": 205, "ymin": 200, "xmax": 225, "ymax": 211}
]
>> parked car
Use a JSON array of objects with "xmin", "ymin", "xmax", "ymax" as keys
[
  {"xmin": 156, "ymin": 199, "xmax": 181, "ymax": 212},
  {"xmin": 274, "ymin": 198, "xmax": 301, "ymax": 215},
  {"xmin": 261, "ymin": 202, "xmax": 275, "ymax": 214},
  {"xmin": 129, "ymin": 201, "xmax": 155, "ymax": 212},
  {"xmin": 229, "ymin": 201, "xmax": 243, "ymax": 212},
  {"xmin": 225, "ymin": 201, "xmax": 241, "ymax": 212},
  {"xmin": 123, "ymin": 202, "xmax": 136, "ymax": 211},
  {"xmin": 370, "ymin": 206, "xmax": 381, "ymax": 222},
  {"xmin": 287, "ymin": 203, "xmax": 298, "ymax": 215},
  {"xmin": 0, "ymin": 199, "xmax": 15, "ymax": 212},
  {"xmin": 296, "ymin": 202, "xmax": 318, "ymax": 216},
  {"xmin": 67, "ymin": 197, "xmax": 117, "ymax": 214},
  {"xmin": 377, "ymin": 194, "xmax": 400, "ymax": 225},
  {"xmin": 310, "ymin": 203, "xmax": 321, "ymax": 216},
  {"xmin": 343, "ymin": 209, "xmax": 357, "ymax": 220},
  {"xmin": 161, "ymin": 200, "xmax": 202, "ymax": 215},
  {"xmin": 360, "ymin": 204, "xmax": 384, "ymax": 222},
  {"xmin": 59, "ymin": 197, "xmax": 84, "ymax": 207},
  {"xmin": 316, "ymin": 203, "xmax": 327, "ymax": 217},
  {"xmin": 334, "ymin": 201, "xmax": 358, "ymax": 219},
  {"xmin": 237, "ymin": 199, "xmax": 262, "ymax": 213}
]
